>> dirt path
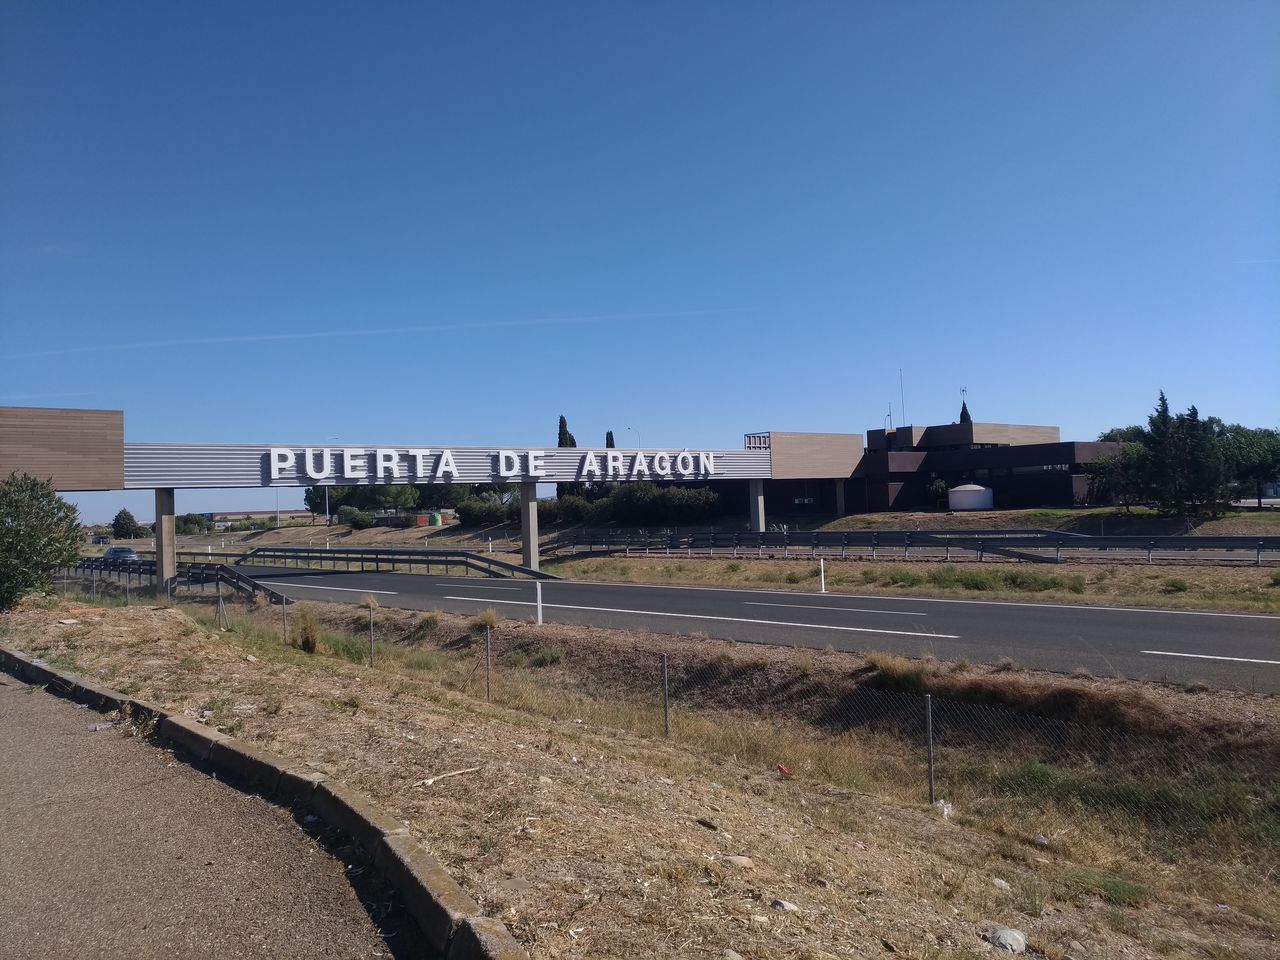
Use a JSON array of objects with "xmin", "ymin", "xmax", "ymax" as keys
[{"xmin": 0, "ymin": 674, "xmax": 427, "ymax": 960}]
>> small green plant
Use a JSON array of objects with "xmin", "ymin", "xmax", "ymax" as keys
[
  {"xmin": 886, "ymin": 569, "xmax": 924, "ymax": 587},
  {"xmin": 1058, "ymin": 867, "xmax": 1150, "ymax": 907},
  {"xmin": 404, "ymin": 649, "xmax": 442, "ymax": 671},
  {"xmin": 530, "ymin": 646, "xmax": 563, "ymax": 667},
  {"xmin": 1269, "ymin": 570, "xmax": 1280, "ymax": 588},
  {"xmin": 1160, "ymin": 577, "xmax": 1190, "ymax": 594},
  {"xmin": 784, "ymin": 571, "xmax": 803, "ymax": 584},
  {"xmin": 322, "ymin": 693, "xmax": 362, "ymax": 713},
  {"xmin": 1014, "ymin": 878, "xmax": 1046, "ymax": 917},
  {"xmin": 724, "ymin": 562, "xmax": 743, "ymax": 573}
]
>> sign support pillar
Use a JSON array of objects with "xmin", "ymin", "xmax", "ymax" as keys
[
  {"xmin": 520, "ymin": 481, "xmax": 539, "ymax": 571},
  {"xmin": 834, "ymin": 479, "xmax": 846, "ymax": 517},
  {"xmin": 155, "ymin": 488, "xmax": 177, "ymax": 589},
  {"xmin": 748, "ymin": 478, "xmax": 766, "ymax": 533}
]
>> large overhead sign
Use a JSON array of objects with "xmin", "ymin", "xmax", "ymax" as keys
[
  {"xmin": 121, "ymin": 443, "xmax": 774, "ymax": 489},
  {"xmin": 269, "ymin": 447, "xmax": 719, "ymax": 484}
]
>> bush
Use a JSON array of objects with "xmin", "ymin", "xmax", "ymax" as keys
[
  {"xmin": 1161, "ymin": 577, "xmax": 1190, "ymax": 594},
  {"xmin": 335, "ymin": 505, "xmax": 375, "ymax": 529},
  {"xmin": 292, "ymin": 604, "xmax": 319, "ymax": 654},
  {"xmin": 455, "ymin": 497, "xmax": 505, "ymax": 527},
  {"xmin": 555, "ymin": 495, "xmax": 590, "ymax": 523},
  {"xmin": 530, "ymin": 646, "xmax": 563, "ymax": 667},
  {"xmin": 0, "ymin": 473, "xmax": 84, "ymax": 610}
]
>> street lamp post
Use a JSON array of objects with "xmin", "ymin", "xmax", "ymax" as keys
[{"xmin": 627, "ymin": 426, "xmax": 642, "ymax": 449}]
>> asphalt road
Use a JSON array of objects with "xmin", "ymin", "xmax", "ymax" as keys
[{"xmin": 233, "ymin": 565, "xmax": 1280, "ymax": 692}]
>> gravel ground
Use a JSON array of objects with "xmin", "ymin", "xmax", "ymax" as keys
[{"xmin": 0, "ymin": 674, "xmax": 428, "ymax": 960}]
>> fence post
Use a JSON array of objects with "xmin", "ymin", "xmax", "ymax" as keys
[
  {"xmin": 925, "ymin": 694, "xmax": 936, "ymax": 805},
  {"xmin": 485, "ymin": 626, "xmax": 492, "ymax": 702},
  {"xmin": 368, "ymin": 607, "xmax": 375, "ymax": 666},
  {"xmin": 661, "ymin": 653, "xmax": 670, "ymax": 737},
  {"xmin": 1148, "ymin": 541, "xmax": 1154, "ymax": 563},
  {"xmin": 976, "ymin": 540, "xmax": 983, "ymax": 562},
  {"xmin": 535, "ymin": 580, "xmax": 544, "ymax": 625},
  {"xmin": 819, "ymin": 557, "xmax": 826, "ymax": 593},
  {"xmin": 1258, "ymin": 541, "xmax": 1263, "ymax": 567},
  {"xmin": 281, "ymin": 599, "xmax": 288, "ymax": 646}
]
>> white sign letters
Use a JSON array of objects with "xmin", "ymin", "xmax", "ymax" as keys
[{"xmin": 266, "ymin": 447, "xmax": 718, "ymax": 486}]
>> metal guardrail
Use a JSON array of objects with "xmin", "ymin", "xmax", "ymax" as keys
[
  {"xmin": 544, "ymin": 529, "xmax": 1280, "ymax": 565},
  {"xmin": 75, "ymin": 557, "xmax": 295, "ymax": 604},
  {"xmin": 163, "ymin": 545, "xmax": 558, "ymax": 580}
]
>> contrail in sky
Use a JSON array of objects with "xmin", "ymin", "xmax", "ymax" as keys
[
  {"xmin": 0, "ymin": 308, "xmax": 745, "ymax": 361},
  {"xmin": 0, "ymin": 391, "xmax": 92, "ymax": 401}
]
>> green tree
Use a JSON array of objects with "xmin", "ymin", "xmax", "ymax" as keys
[
  {"xmin": 557, "ymin": 414, "xmax": 580, "ymax": 497},
  {"xmin": 374, "ymin": 484, "xmax": 419, "ymax": 514},
  {"xmin": 1223, "ymin": 425, "xmax": 1280, "ymax": 507},
  {"xmin": 175, "ymin": 513, "xmax": 213, "ymax": 535},
  {"xmin": 0, "ymin": 473, "xmax": 84, "ymax": 610},
  {"xmin": 303, "ymin": 485, "xmax": 349, "ymax": 518},
  {"xmin": 557, "ymin": 415, "xmax": 577, "ymax": 449},
  {"xmin": 111, "ymin": 507, "xmax": 147, "ymax": 539},
  {"xmin": 959, "ymin": 400, "xmax": 972, "ymax": 424},
  {"xmin": 605, "ymin": 430, "xmax": 615, "ymax": 448}
]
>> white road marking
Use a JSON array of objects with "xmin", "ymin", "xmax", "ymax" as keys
[
  {"xmin": 744, "ymin": 601, "xmax": 924, "ymax": 616},
  {"xmin": 563, "ymin": 579, "xmax": 1280, "ymax": 619},
  {"xmin": 1140, "ymin": 650, "xmax": 1280, "ymax": 666},
  {"xmin": 442, "ymin": 596, "xmax": 959, "ymax": 639},
  {"xmin": 431, "ymin": 582, "xmax": 521, "ymax": 591},
  {"xmin": 271, "ymin": 582, "xmax": 399, "ymax": 595}
]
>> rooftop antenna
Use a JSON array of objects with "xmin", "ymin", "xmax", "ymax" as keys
[{"xmin": 899, "ymin": 369, "xmax": 907, "ymax": 427}]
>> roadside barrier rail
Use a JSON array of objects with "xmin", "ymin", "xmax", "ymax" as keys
[
  {"xmin": 74, "ymin": 557, "xmax": 294, "ymax": 604},
  {"xmin": 545, "ymin": 529, "xmax": 1280, "ymax": 565},
  {"xmin": 156, "ymin": 545, "xmax": 558, "ymax": 580}
]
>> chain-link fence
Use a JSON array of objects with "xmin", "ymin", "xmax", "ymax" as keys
[{"xmin": 465, "ymin": 634, "xmax": 1278, "ymax": 851}]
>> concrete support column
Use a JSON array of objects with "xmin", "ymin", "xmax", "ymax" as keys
[
  {"xmin": 519, "ymin": 481, "xmax": 539, "ymax": 571},
  {"xmin": 748, "ymin": 478, "xmax": 766, "ymax": 533},
  {"xmin": 834, "ymin": 479, "xmax": 846, "ymax": 517},
  {"xmin": 155, "ymin": 488, "xmax": 176, "ymax": 586}
]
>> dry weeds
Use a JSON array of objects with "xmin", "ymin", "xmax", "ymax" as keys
[{"xmin": 3, "ymin": 597, "xmax": 1277, "ymax": 960}]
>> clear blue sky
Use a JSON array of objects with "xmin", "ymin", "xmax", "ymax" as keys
[{"xmin": 2, "ymin": 2, "xmax": 1276, "ymax": 522}]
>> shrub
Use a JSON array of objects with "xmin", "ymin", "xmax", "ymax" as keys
[
  {"xmin": 336, "ymin": 505, "xmax": 375, "ymax": 529},
  {"xmin": 554, "ymin": 495, "xmax": 590, "ymax": 523},
  {"xmin": 1271, "ymin": 570, "xmax": 1280, "ymax": 588},
  {"xmin": 784, "ymin": 571, "xmax": 802, "ymax": 584},
  {"xmin": 0, "ymin": 473, "xmax": 83, "ymax": 610},
  {"xmin": 725, "ymin": 562, "xmax": 743, "ymax": 573},
  {"xmin": 530, "ymin": 646, "xmax": 563, "ymax": 667},
  {"xmin": 1161, "ymin": 577, "xmax": 1190, "ymax": 594},
  {"xmin": 886, "ymin": 569, "xmax": 924, "ymax": 587},
  {"xmin": 456, "ymin": 496, "xmax": 505, "ymax": 526},
  {"xmin": 468, "ymin": 608, "xmax": 499, "ymax": 634},
  {"xmin": 292, "ymin": 604, "xmax": 319, "ymax": 654}
]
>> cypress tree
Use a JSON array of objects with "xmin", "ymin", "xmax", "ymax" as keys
[
  {"xmin": 557, "ymin": 415, "xmax": 576, "ymax": 448},
  {"xmin": 605, "ymin": 430, "xmax": 615, "ymax": 449},
  {"xmin": 959, "ymin": 400, "xmax": 972, "ymax": 424}
]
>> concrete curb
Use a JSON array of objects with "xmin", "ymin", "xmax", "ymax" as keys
[{"xmin": 0, "ymin": 646, "xmax": 529, "ymax": 960}]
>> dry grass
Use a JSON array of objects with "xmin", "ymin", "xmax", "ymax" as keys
[{"xmin": 5, "ymin": 594, "xmax": 1278, "ymax": 959}]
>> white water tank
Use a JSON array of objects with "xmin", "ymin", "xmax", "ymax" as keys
[{"xmin": 948, "ymin": 484, "xmax": 993, "ymax": 511}]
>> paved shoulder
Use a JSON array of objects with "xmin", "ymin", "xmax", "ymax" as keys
[{"xmin": 0, "ymin": 675, "xmax": 420, "ymax": 959}]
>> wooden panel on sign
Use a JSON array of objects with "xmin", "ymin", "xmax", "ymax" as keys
[{"xmin": 0, "ymin": 407, "xmax": 125, "ymax": 491}]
